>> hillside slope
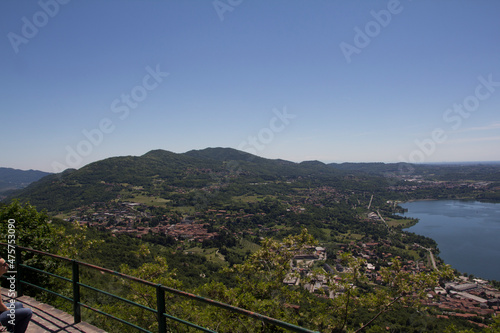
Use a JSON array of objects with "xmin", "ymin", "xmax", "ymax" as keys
[{"xmin": 7, "ymin": 148, "xmax": 394, "ymax": 212}]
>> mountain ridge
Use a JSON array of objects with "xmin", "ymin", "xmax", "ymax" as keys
[
  {"xmin": 5, "ymin": 147, "xmax": 500, "ymax": 211},
  {"xmin": 4, "ymin": 148, "xmax": 349, "ymax": 211}
]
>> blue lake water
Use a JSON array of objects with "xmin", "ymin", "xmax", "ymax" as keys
[{"xmin": 399, "ymin": 200, "xmax": 500, "ymax": 281}]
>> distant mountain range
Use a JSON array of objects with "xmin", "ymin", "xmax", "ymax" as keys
[
  {"xmin": 4, "ymin": 148, "xmax": 500, "ymax": 212},
  {"xmin": 0, "ymin": 167, "xmax": 52, "ymax": 196}
]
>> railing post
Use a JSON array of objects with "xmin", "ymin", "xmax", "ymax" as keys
[
  {"xmin": 156, "ymin": 284, "xmax": 166, "ymax": 333},
  {"xmin": 72, "ymin": 260, "xmax": 81, "ymax": 323},
  {"xmin": 14, "ymin": 246, "xmax": 23, "ymax": 297}
]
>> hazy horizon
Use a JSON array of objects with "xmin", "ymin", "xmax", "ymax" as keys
[{"xmin": 2, "ymin": 1, "xmax": 499, "ymax": 172}]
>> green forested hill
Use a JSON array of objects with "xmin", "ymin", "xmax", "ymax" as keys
[
  {"xmin": 6, "ymin": 148, "xmax": 500, "ymax": 212},
  {"xmin": 7, "ymin": 150, "xmax": 215, "ymax": 211},
  {"xmin": 6, "ymin": 148, "xmax": 364, "ymax": 212}
]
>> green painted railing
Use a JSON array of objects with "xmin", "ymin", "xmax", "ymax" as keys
[{"xmin": 2, "ymin": 244, "xmax": 319, "ymax": 333}]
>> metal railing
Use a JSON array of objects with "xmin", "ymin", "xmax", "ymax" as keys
[{"xmin": 1, "ymin": 244, "xmax": 319, "ymax": 333}]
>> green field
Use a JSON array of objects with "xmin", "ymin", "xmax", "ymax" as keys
[
  {"xmin": 184, "ymin": 247, "xmax": 227, "ymax": 265},
  {"xmin": 184, "ymin": 238, "xmax": 261, "ymax": 265},
  {"xmin": 319, "ymin": 228, "xmax": 332, "ymax": 238},
  {"xmin": 335, "ymin": 232, "xmax": 365, "ymax": 242},
  {"xmin": 127, "ymin": 194, "xmax": 171, "ymax": 206},
  {"xmin": 235, "ymin": 238, "xmax": 261, "ymax": 254},
  {"xmin": 386, "ymin": 218, "xmax": 418, "ymax": 229}
]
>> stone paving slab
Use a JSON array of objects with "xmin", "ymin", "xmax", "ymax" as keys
[{"xmin": 1, "ymin": 291, "xmax": 107, "ymax": 333}]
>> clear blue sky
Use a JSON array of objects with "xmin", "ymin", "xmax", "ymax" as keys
[{"xmin": 1, "ymin": 0, "xmax": 499, "ymax": 172}]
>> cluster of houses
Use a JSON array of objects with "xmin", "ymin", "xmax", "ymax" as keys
[
  {"xmin": 281, "ymin": 239, "xmax": 500, "ymax": 329},
  {"xmin": 70, "ymin": 201, "xmax": 277, "ymax": 242},
  {"xmin": 69, "ymin": 202, "xmax": 209, "ymax": 240},
  {"xmin": 283, "ymin": 246, "xmax": 329, "ymax": 291},
  {"xmin": 72, "ymin": 201, "xmax": 166, "ymax": 226},
  {"xmin": 164, "ymin": 221, "xmax": 218, "ymax": 242},
  {"xmin": 425, "ymin": 278, "xmax": 500, "ymax": 328},
  {"xmin": 388, "ymin": 178, "xmax": 491, "ymax": 193}
]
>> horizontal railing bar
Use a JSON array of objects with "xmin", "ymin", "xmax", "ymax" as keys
[
  {"xmin": 6, "ymin": 245, "xmax": 155, "ymax": 289},
  {"xmin": 20, "ymin": 264, "xmax": 72, "ymax": 283},
  {"xmin": 13, "ymin": 245, "xmax": 72, "ymax": 262},
  {"xmin": 20, "ymin": 281, "xmax": 73, "ymax": 303},
  {"xmin": 2, "ymin": 243, "xmax": 158, "ymax": 287},
  {"xmin": 80, "ymin": 282, "xmax": 217, "ymax": 332},
  {"xmin": 76, "ymin": 261, "xmax": 158, "ymax": 287},
  {"xmin": 79, "ymin": 302, "xmax": 152, "ymax": 333},
  {"xmin": 78, "ymin": 282, "xmax": 156, "ymax": 314},
  {"xmin": 80, "ymin": 282, "xmax": 216, "ymax": 332},
  {"xmin": 160, "ymin": 286, "xmax": 319, "ymax": 333},
  {"xmin": 82, "ymin": 300, "xmax": 215, "ymax": 333},
  {"xmin": 1, "ymin": 243, "xmax": 319, "ymax": 333}
]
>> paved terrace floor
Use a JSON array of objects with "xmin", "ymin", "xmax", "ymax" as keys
[{"xmin": 1, "ymin": 291, "xmax": 106, "ymax": 333}]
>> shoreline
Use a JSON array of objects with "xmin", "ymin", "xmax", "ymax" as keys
[{"xmin": 398, "ymin": 199, "xmax": 500, "ymax": 282}]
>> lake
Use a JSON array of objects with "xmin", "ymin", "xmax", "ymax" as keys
[{"xmin": 399, "ymin": 200, "xmax": 500, "ymax": 281}]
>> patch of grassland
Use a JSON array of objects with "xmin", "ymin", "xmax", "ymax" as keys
[
  {"xmin": 233, "ymin": 195, "xmax": 275, "ymax": 203},
  {"xmin": 184, "ymin": 247, "xmax": 227, "ymax": 265},
  {"xmin": 239, "ymin": 238, "xmax": 261, "ymax": 253},
  {"xmin": 335, "ymin": 232, "xmax": 365, "ymax": 242},
  {"xmin": 319, "ymin": 228, "xmax": 332, "ymax": 238},
  {"xmin": 386, "ymin": 218, "xmax": 418, "ymax": 229},
  {"xmin": 127, "ymin": 194, "xmax": 171, "ymax": 206}
]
